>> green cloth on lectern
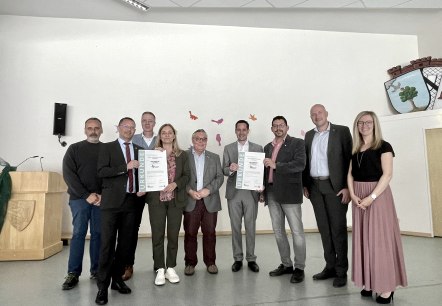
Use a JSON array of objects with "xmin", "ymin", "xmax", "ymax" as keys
[{"xmin": 0, "ymin": 164, "xmax": 12, "ymax": 233}]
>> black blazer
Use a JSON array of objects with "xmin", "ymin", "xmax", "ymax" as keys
[
  {"xmin": 97, "ymin": 139, "xmax": 143, "ymax": 210},
  {"xmin": 302, "ymin": 123, "xmax": 352, "ymax": 194},
  {"xmin": 264, "ymin": 135, "xmax": 306, "ymax": 204},
  {"xmin": 146, "ymin": 151, "xmax": 190, "ymax": 209}
]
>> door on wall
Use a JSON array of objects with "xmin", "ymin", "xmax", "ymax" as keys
[{"xmin": 426, "ymin": 128, "xmax": 442, "ymax": 237}]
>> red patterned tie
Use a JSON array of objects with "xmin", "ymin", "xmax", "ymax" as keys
[{"xmin": 124, "ymin": 142, "xmax": 134, "ymax": 193}]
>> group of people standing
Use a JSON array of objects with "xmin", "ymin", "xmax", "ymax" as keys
[{"xmin": 61, "ymin": 105, "xmax": 407, "ymax": 305}]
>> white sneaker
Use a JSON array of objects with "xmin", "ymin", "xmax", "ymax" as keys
[
  {"xmin": 165, "ymin": 267, "xmax": 180, "ymax": 283},
  {"xmin": 155, "ymin": 268, "xmax": 166, "ymax": 286}
]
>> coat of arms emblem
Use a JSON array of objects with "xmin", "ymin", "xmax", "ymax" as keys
[
  {"xmin": 385, "ymin": 57, "xmax": 442, "ymax": 114},
  {"xmin": 7, "ymin": 200, "xmax": 35, "ymax": 231}
]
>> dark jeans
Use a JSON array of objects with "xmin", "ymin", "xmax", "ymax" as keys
[
  {"xmin": 184, "ymin": 199, "xmax": 218, "ymax": 267},
  {"xmin": 68, "ymin": 199, "xmax": 101, "ymax": 275}
]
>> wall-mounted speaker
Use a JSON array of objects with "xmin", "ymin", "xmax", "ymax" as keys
[{"xmin": 53, "ymin": 103, "xmax": 67, "ymax": 135}]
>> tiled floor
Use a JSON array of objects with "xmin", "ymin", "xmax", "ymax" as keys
[{"xmin": 1, "ymin": 233, "xmax": 441, "ymax": 305}]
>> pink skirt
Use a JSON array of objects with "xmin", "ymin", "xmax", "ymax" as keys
[{"xmin": 351, "ymin": 181, "xmax": 407, "ymax": 293}]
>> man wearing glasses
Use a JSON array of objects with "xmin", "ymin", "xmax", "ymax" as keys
[
  {"xmin": 95, "ymin": 117, "xmax": 145, "ymax": 305},
  {"xmin": 123, "ymin": 111, "xmax": 157, "ymax": 281},
  {"xmin": 184, "ymin": 129, "xmax": 224, "ymax": 276},
  {"xmin": 263, "ymin": 116, "xmax": 307, "ymax": 284},
  {"xmin": 303, "ymin": 104, "xmax": 352, "ymax": 288}
]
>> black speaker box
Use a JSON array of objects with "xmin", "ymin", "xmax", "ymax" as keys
[{"xmin": 53, "ymin": 103, "xmax": 67, "ymax": 135}]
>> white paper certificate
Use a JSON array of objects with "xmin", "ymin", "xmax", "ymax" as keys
[
  {"xmin": 235, "ymin": 151, "xmax": 265, "ymax": 190},
  {"xmin": 138, "ymin": 150, "xmax": 168, "ymax": 192}
]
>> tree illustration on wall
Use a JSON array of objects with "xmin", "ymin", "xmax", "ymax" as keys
[{"xmin": 398, "ymin": 86, "xmax": 423, "ymax": 112}]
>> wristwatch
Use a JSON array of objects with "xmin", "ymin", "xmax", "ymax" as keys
[{"xmin": 370, "ymin": 193, "xmax": 377, "ymax": 200}]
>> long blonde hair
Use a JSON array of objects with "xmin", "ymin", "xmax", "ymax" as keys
[
  {"xmin": 156, "ymin": 123, "xmax": 182, "ymax": 157},
  {"xmin": 351, "ymin": 111, "xmax": 383, "ymax": 154}
]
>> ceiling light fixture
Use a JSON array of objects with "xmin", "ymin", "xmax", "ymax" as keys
[{"xmin": 121, "ymin": 0, "xmax": 150, "ymax": 11}]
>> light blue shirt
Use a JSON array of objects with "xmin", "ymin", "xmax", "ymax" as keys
[
  {"xmin": 118, "ymin": 138, "xmax": 136, "ymax": 193},
  {"xmin": 310, "ymin": 123, "xmax": 330, "ymax": 177},
  {"xmin": 192, "ymin": 148, "xmax": 205, "ymax": 191}
]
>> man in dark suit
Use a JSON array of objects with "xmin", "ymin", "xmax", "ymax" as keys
[
  {"xmin": 222, "ymin": 120, "xmax": 262, "ymax": 273},
  {"xmin": 303, "ymin": 104, "xmax": 352, "ymax": 288},
  {"xmin": 184, "ymin": 129, "xmax": 224, "ymax": 276},
  {"xmin": 264, "ymin": 116, "xmax": 307, "ymax": 284},
  {"xmin": 123, "ymin": 111, "xmax": 157, "ymax": 281},
  {"xmin": 94, "ymin": 117, "xmax": 145, "ymax": 305}
]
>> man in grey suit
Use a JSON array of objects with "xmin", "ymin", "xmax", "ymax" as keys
[
  {"xmin": 123, "ymin": 111, "xmax": 157, "ymax": 280},
  {"xmin": 184, "ymin": 129, "xmax": 224, "ymax": 276},
  {"xmin": 303, "ymin": 104, "xmax": 352, "ymax": 288},
  {"xmin": 264, "ymin": 115, "xmax": 307, "ymax": 284},
  {"xmin": 223, "ymin": 120, "xmax": 262, "ymax": 273}
]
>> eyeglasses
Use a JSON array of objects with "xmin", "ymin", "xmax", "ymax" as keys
[
  {"xmin": 357, "ymin": 121, "xmax": 373, "ymax": 127},
  {"xmin": 193, "ymin": 137, "xmax": 208, "ymax": 142},
  {"xmin": 119, "ymin": 125, "xmax": 136, "ymax": 131},
  {"xmin": 272, "ymin": 124, "xmax": 286, "ymax": 129}
]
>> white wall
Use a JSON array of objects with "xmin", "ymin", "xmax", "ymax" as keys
[
  {"xmin": 416, "ymin": 11, "xmax": 442, "ymax": 58},
  {"xmin": 380, "ymin": 109, "xmax": 442, "ymax": 236},
  {"xmin": 0, "ymin": 15, "xmax": 420, "ymax": 235}
]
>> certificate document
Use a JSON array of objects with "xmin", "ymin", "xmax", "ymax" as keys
[
  {"xmin": 138, "ymin": 150, "xmax": 168, "ymax": 192},
  {"xmin": 235, "ymin": 151, "xmax": 265, "ymax": 191}
]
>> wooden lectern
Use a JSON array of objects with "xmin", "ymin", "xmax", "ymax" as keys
[{"xmin": 0, "ymin": 172, "xmax": 67, "ymax": 261}]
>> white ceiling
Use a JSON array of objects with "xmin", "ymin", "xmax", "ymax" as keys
[
  {"xmin": 0, "ymin": 0, "xmax": 441, "ymax": 25},
  {"xmin": 0, "ymin": 0, "xmax": 442, "ymax": 20},
  {"xmin": 142, "ymin": 0, "xmax": 442, "ymax": 9}
]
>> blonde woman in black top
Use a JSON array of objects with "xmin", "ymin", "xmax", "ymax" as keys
[{"xmin": 347, "ymin": 111, "xmax": 407, "ymax": 304}]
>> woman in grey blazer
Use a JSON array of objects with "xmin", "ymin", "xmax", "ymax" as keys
[{"xmin": 145, "ymin": 124, "xmax": 190, "ymax": 286}]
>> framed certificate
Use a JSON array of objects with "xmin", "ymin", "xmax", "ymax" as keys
[
  {"xmin": 138, "ymin": 150, "xmax": 168, "ymax": 192},
  {"xmin": 235, "ymin": 151, "xmax": 265, "ymax": 191}
]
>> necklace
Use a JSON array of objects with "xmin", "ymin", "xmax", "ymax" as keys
[{"xmin": 356, "ymin": 151, "xmax": 365, "ymax": 168}]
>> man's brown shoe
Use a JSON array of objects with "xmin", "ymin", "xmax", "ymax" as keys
[
  {"xmin": 184, "ymin": 265, "xmax": 195, "ymax": 276},
  {"xmin": 122, "ymin": 266, "xmax": 133, "ymax": 281},
  {"xmin": 207, "ymin": 264, "xmax": 218, "ymax": 274}
]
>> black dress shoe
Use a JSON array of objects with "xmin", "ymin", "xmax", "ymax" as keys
[
  {"xmin": 376, "ymin": 292, "xmax": 394, "ymax": 304},
  {"xmin": 290, "ymin": 268, "xmax": 305, "ymax": 283},
  {"xmin": 248, "ymin": 261, "xmax": 259, "ymax": 273},
  {"xmin": 269, "ymin": 264, "xmax": 293, "ymax": 276},
  {"xmin": 111, "ymin": 279, "xmax": 132, "ymax": 294},
  {"xmin": 231, "ymin": 261, "xmax": 243, "ymax": 272},
  {"xmin": 312, "ymin": 268, "xmax": 337, "ymax": 280},
  {"xmin": 333, "ymin": 276, "xmax": 347, "ymax": 287},
  {"xmin": 361, "ymin": 289, "xmax": 373, "ymax": 297},
  {"xmin": 95, "ymin": 289, "xmax": 108, "ymax": 305}
]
